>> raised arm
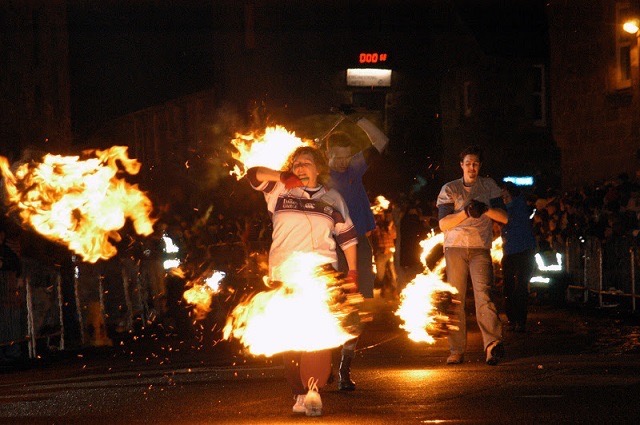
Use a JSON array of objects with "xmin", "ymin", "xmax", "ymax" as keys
[
  {"xmin": 247, "ymin": 166, "xmax": 303, "ymax": 189},
  {"xmin": 356, "ymin": 117, "xmax": 389, "ymax": 153}
]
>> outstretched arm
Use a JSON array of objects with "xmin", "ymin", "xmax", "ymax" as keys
[
  {"xmin": 247, "ymin": 167, "xmax": 303, "ymax": 189},
  {"xmin": 247, "ymin": 166, "xmax": 282, "ymax": 183}
]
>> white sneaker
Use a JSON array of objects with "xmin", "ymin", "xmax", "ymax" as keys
[
  {"xmin": 292, "ymin": 394, "xmax": 306, "ymax": 414},
  {"xmin": 304, "ymin": 389, "xmax": 322, "ymax": 417},
  {"xmin": 304, "ymin": 377, "xmax": 322, "ymax": 416}
]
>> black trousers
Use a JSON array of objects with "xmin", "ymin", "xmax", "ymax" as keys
[{"xmin": 501, "ymin": 249, "xmax": 535, "ymax": 326}]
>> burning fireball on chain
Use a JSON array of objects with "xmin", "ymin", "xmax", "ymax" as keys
[
  {"xmin": 229, "ymin": 125, "xmax": 314, "ymax": 179},
  {"xmin": 223, "ymin": 252, "xmax": 365, "ymax": 357},
  {"xmin": 0, "ymin": 146, "xmax": 155, "ymax": 263},
  {"xmin": 395, "ymin": 232, "xmax": 505, "ymax": 343},
  {"xmin": 395, "ymin": 232, "xmax": 460, "ymax": 343}
]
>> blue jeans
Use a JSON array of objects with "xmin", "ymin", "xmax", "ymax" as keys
[{"xmin": 444, "ymin": 247, "xmax": 502, "ymax": 354}]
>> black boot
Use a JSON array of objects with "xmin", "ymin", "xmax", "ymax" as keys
[{"xmin": 338, "ymin": 353, "xmax": 356, "ymax": 391}]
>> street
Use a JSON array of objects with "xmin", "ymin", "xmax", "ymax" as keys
[{"xmin": 1, "ymin": 298, "xmax": 639, "ymax": 424}]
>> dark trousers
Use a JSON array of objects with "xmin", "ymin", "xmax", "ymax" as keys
[{"xmin": 501, "ymin": 249, "xmax": 535, "ymax": 326}]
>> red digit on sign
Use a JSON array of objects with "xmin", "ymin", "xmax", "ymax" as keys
[
  {"xmin": 371, "ymin": 53, "xmax": 378, "ymax": 63},
  {"xmin": 380, "ymin": 53, "xmax": 387, "ymax": 62},
  {"xmin": 359, "ymin": 53, "xmax": 366, "ymax": 63}
]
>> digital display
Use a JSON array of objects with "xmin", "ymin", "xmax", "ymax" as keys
[{"xmin": 359, "ymin": 52, "xmax": 388, "ymax": 64}]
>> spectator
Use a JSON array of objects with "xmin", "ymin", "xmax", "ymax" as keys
[
  {"xmin": 370, "ymin": 210, "xmax": 398, "ymax": 300},
  {"xmin": 499, "ymin": 182, "xmax": 537, "ymax": 333},
  {"xmin": 325, "ymin": 111, "xmax": 389, "ymax": 392}
]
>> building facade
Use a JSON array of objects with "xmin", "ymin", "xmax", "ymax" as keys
[
  {"xmin": 0, "ymin": 1, "xmax": 72, "ymax": 161},
  {"xmin": 548, "ymin": 0, "xmax": 640, "ymax": 188}
]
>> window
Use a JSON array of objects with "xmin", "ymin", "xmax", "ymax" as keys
[
  {"xmin": 616, "ymin": 2, "xmax": 634, "ymax": 89},
  {"xmin": 532, "ymin": 64, "xmax": 546, "ymax": 127},
  {"xmin": 463, "ymin": 80, "xmax": 473, "ymax": 117},
  {"xmin": 244, "ymin": 3, "xmax": 255, "ymax": 49}
]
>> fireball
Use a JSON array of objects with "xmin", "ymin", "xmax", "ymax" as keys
[
  {"xmin": 0, "ymin": 146, "xmax": 154, "ymax": 263},
  {"xmin": 230, "ymin": 126, "xmax": 313, "ymax": 178},
  {"xmin": 183, "ymin": 270, "xmax": 226, "ymax": 320},
  {"xmin": 371, "ymin": 195, "xmax": 391, "ymax": 215},
  {"xmin": 223, "ymin": 252, "xmax": 362, "ymax": 357},
  {"xmin": 395, "ymin": 231, "xmax": 457, "ymax": 343},
  {"xmin": 395, "ymin": 273, "xmax": 458, "ymax": 343},
  {"xmin": 395, "ymin": 232, "xmax": 505, "ymax": 343}
]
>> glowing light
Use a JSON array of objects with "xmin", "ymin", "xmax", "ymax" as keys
[
  {"xmin": 163, "ymin": 259, "xmax": 181, "ymax": 270},
  {"xmin": 346, "ymin": 68, "xmax": 392, "ymax": 87},
  {"xmin": 624, "ymin": 20, "xmax": 639, "ymax": 34},
  {"xmin": 530, "ymin": 276, "xmax": 551, "ymax": 284},
  {"xmin": 0, "ymin": 147, "xmax": 154, "ymax": 263},
  {"xmin": 398, "ymin": 369, "xmax": 437, "ymax": 382},
  {"xmin": 396, "ymin": 273, "xmax": 458, "ymax": 343},
  {"xmin": 491, "ymin": 237, "xmax": 504, "ymax": 264},
  {"xmin": 162, "ymin": 234, "xmax": 179, "ymax": 254},
  {"xmin": 503, "ymin": 176, "xmax": 534, "ymax": 186},
  {"xmin": 230, "ymin": 126, "xmax": 313, "ymax": 179},
  {"xmin": 535, "ymin": 252, "xmax": 562, "ymax": 272},
  {"xmin": 223, "ymin": 252, "xmax": 363, "ymax": 356}
]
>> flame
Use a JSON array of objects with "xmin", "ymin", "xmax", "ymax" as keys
[
  {"xmin": 396, "ymin": 274, "xmax": 458, "ymax": 343},
  {"xmin": 230, "ymin": 126, "xmax": 313, "ymax": 178},
  {"xmin": 223, "ymin": 252, "xmax": 362, "ymax": 357},
  {"xmin": 0, "ymin": 146, "xmax": 155, "ymax": 263},
  {"xmin": 183, "ymin": 270, "xmax": 226, "ymax": 320},
  {"xmin": 395, "ymin": 232, "xmax": 505, "ymax": 343},
  {"xmin": 491, "ymin": 236, "xmax": 503, "ymax": 263},
  {"xmin": 371, "ymin": 195, "xmax": 391, "ymax": 215}
]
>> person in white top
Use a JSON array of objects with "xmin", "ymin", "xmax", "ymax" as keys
[
  {"xmin": 246, "ymin": 145, "xmax": 358, "ymax": 415},
  {"xmin": 436, "ymin": 145, "xmax": 508, "ymax": 366}
]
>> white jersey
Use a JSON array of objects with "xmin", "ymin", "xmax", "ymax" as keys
[
  {"xmin": 251, "ymin": 179, "xmax": 358, "ymax": 278},
  {"xmin": 436, "ymin": 176, "xmax": 502, "ymax": 249}
]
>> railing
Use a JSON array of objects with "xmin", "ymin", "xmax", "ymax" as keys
[
  {"xmin": 564, "ymin": 236, "xmax": 640, "ymax": 312},
  {"xmin": 1, "ymin": 240, "xmax": 271, "ymax": 360},
  {"xmin": 0, "ymin": 259, "xmax": 65, "ymax": 359}
]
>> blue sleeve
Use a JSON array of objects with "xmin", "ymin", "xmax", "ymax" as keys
[
  {"xmin": 362, "ymin": 145, "xmax": 381, "ymax": 166},
  {"xmin": 438, "ymin": 203, "xmax": 454, "ymax": 220}
]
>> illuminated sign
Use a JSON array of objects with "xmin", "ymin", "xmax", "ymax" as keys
[
  {"xmin": 359, "ymin": 52, "xmax": 388, "ymax": 64},
  {"xmin": 503, "ymin": 176, "xmax": 534, "ymax": 186},
  {"xmin": 346, "ymin": 68, "xmax": 392, "ymax": 87}
]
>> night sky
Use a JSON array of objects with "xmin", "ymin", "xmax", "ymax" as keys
[
  {"xmin": 67, "ymin": 0, "xmax": 547, "ymax": 140},
  {"xmin": 67, "ymin": 0, "xmax": 218, "ymax": 139}
]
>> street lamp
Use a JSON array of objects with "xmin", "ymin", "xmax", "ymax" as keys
[{"xmin": 624, "ymin": 19, "xmax": 639, "ymax": 34}]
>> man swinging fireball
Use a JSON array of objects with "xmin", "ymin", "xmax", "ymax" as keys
[{"xmin": 246, "ymin": 145, "xmax": 358, "ymax": 416}]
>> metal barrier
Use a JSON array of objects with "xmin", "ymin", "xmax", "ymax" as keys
[
  {"xmin": 564, "ymin": 236, "xmax": 640, "ymax": 312},
  {"xmin": 0, "ymin": 261, "xmax": 65, "ymax": 360},
  {"xmin": 1, "ymin": 239, "xmax": 270, "ymax": 360}
]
